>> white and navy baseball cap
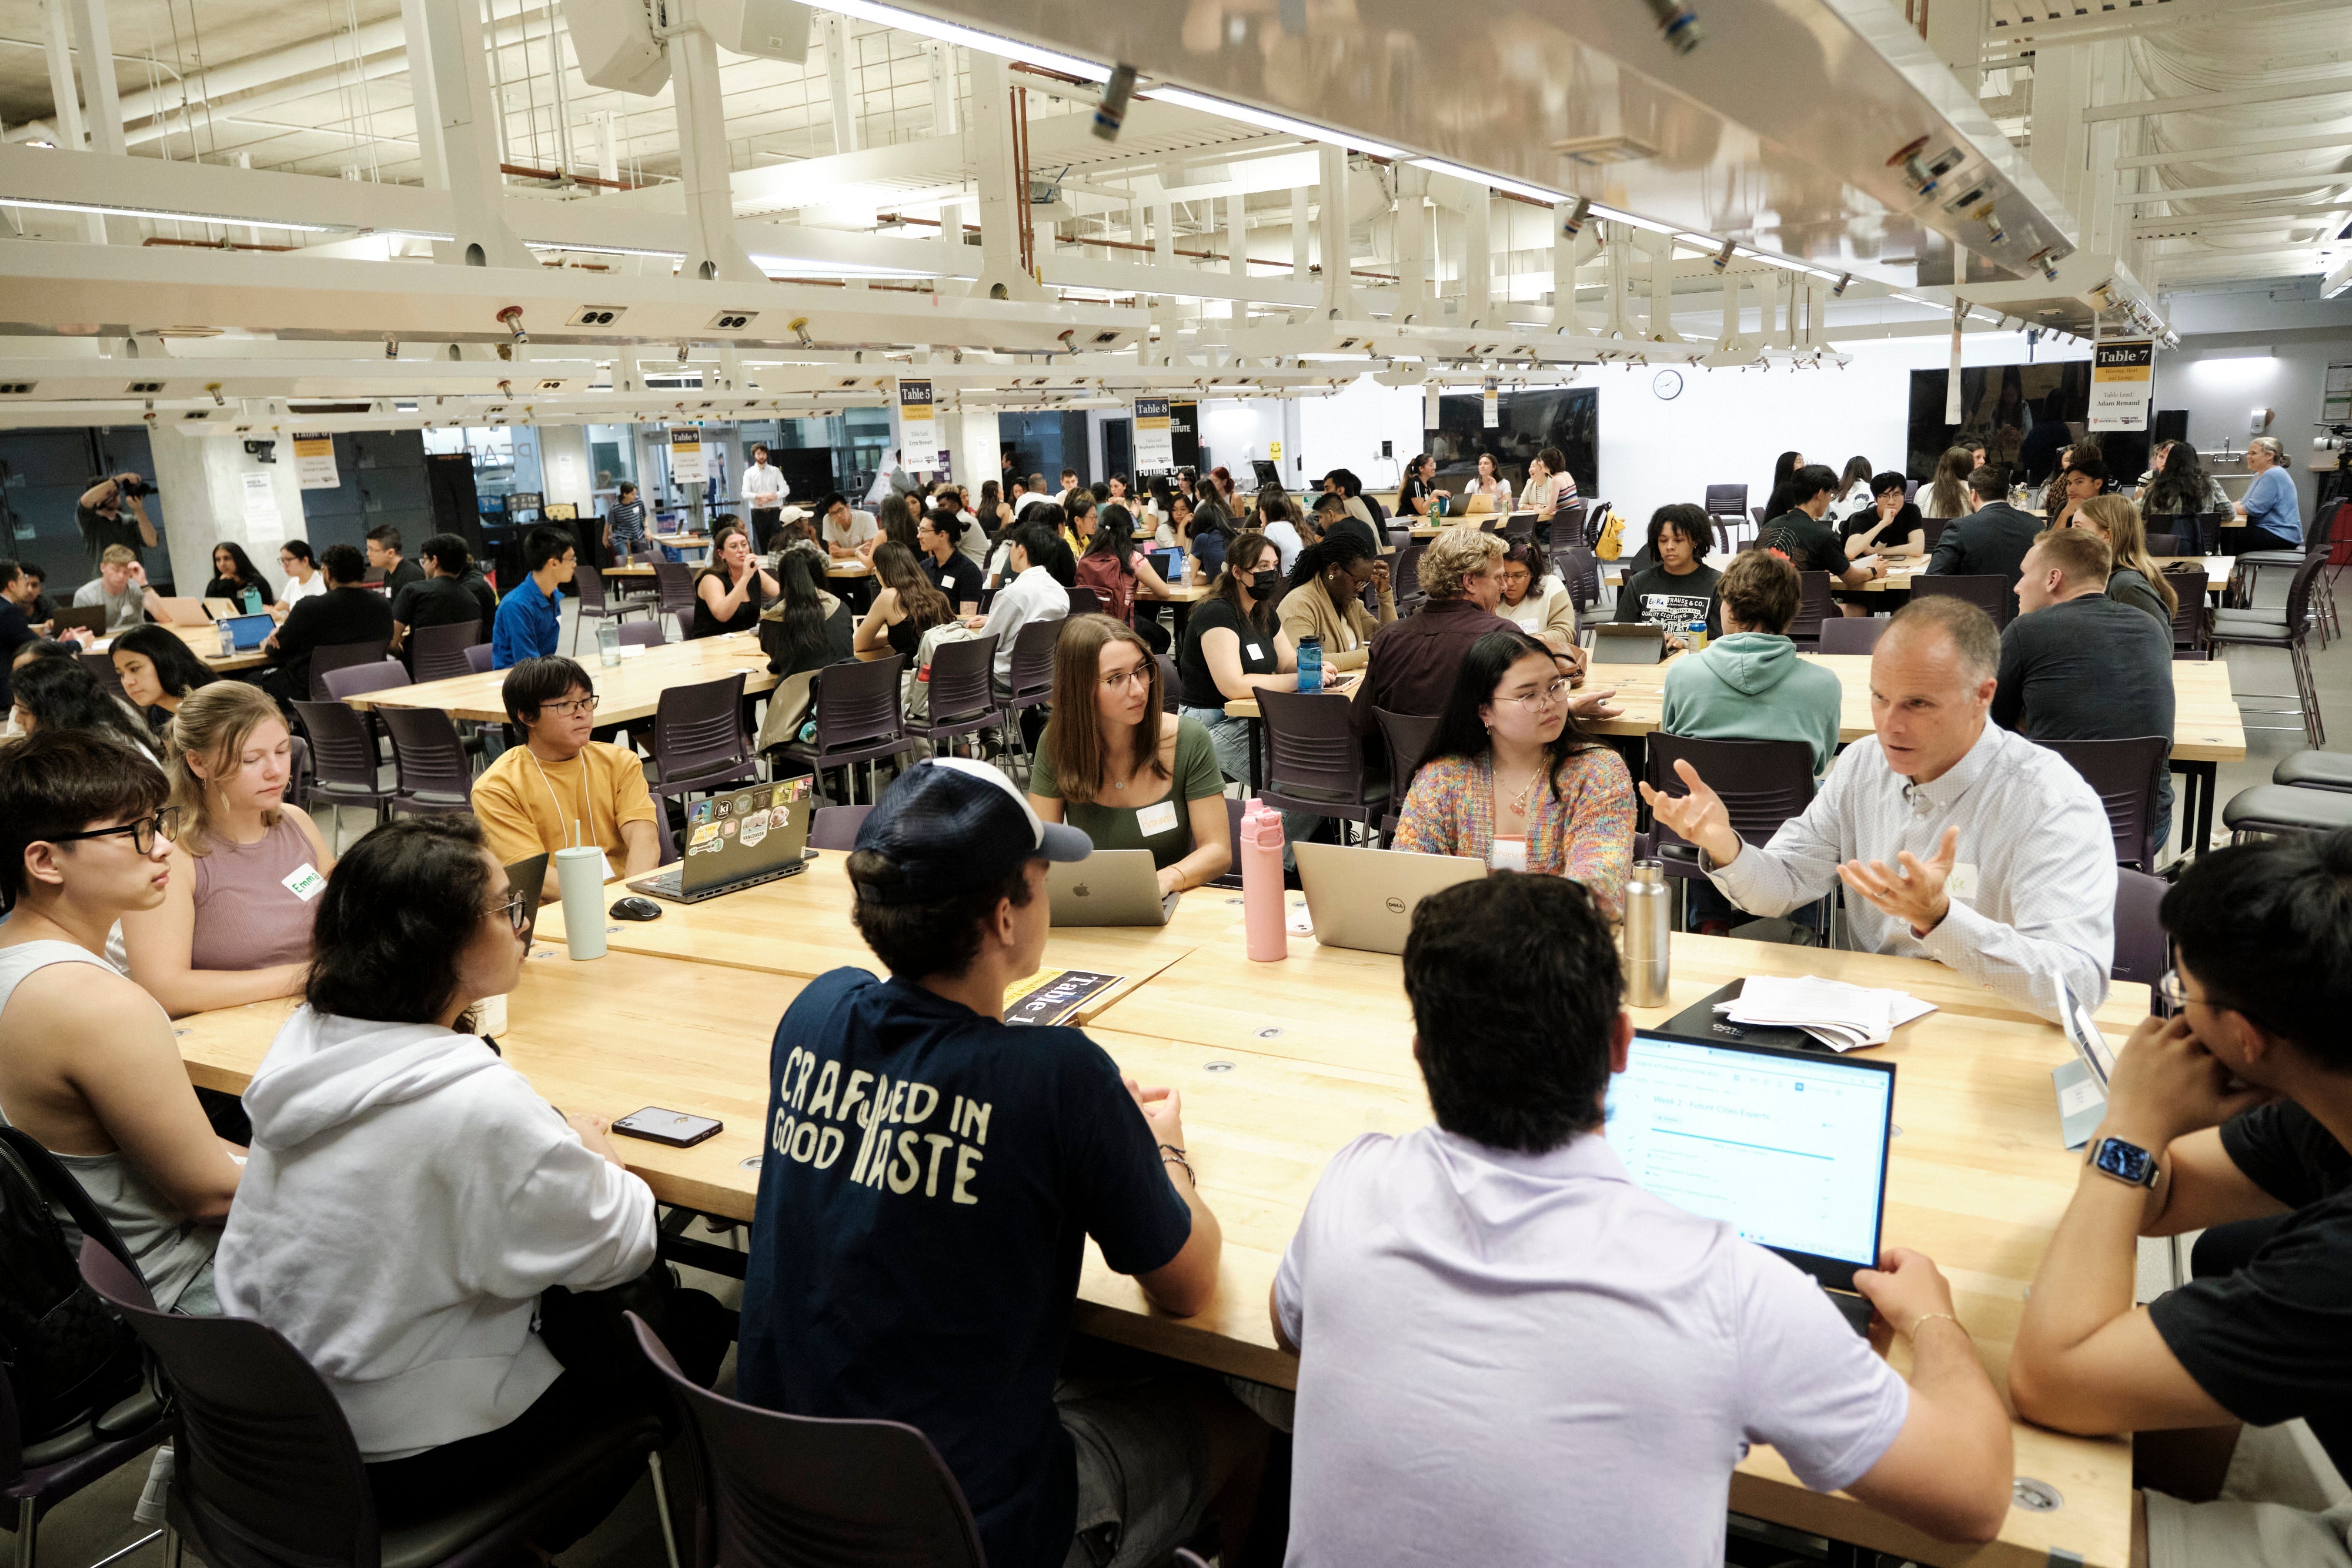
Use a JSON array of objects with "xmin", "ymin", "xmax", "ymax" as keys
[{"xmin": 850, "ymin": 757, "xmax": 1091, "ymax": 904}]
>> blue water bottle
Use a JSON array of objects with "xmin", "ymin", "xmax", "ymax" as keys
[
  {"xmin": 240, "ymin": 586, "xmax": 262, "ymax": 615},
  {"xmin": 1297, "ymin": 637, "xmax": 1322, "ymax": 694}
]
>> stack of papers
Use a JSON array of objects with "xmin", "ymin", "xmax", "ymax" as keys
[{"xmin": 1716, "ymin": 975, "xmax": 1937, "ymax": 1052}]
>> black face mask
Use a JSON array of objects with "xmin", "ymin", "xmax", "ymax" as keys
[{"xmin": 1250, "ymin": 569, "xmax": 1281, "ymax": 599}]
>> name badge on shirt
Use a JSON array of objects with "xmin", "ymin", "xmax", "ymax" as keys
[
  {"xmin": 1136, "ymin": 800, "xmax": 1178, "ymax": 837},
  {"xmin": 1245, "ymin": 642, "xmax": 1264, "ymax": 660},
  {"xmin": 282, "ymin": 862, "xmax": 326, "ymax": 902},
  {"xmin": 1946, "ymin": 861, "xmax": 1979, "ymax": 904},
  {"xmin": 1489, "ymin": 836, "xmax": 1529, "ymax": 873}
]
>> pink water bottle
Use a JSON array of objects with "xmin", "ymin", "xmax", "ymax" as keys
[{"xmin": 1241, "ymin": 798, "xmax": 1288, "ymax": 962}]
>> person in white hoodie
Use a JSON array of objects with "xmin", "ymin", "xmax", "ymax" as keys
[{"xmin": 215, "ymin": 815, "xmax": 684, "ymax": 1546}]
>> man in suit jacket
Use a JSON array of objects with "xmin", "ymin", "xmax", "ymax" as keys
[{"xmin": 1924, "ymin": 466, "xmax": 2042, "ymax": 587}]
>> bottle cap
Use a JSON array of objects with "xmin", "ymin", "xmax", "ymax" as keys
[{"xmin": 1629, "ymin": 859, "xmax": 1665, "ymax": 887}]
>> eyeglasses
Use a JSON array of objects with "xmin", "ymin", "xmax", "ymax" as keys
[
  {"xmin": 489, "ymin": 889, "xmax": 530, "ymax": 935},
  {"xmin": 542, "ymin": 694, "xmax": 601, "ymax": 717},
  {"xmin": 1493, "ymin": 678, "xmax": 1573, "ymax": 710},
  {"xmin": 49, "ymin": 808, "xmax": 181, "ymax": 856},
  {"xmin": 1098, "ymin": 663, "xmax": 1154, "ymax": 691}
]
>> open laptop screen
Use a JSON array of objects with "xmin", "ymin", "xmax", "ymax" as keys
[{"xmin": 1604, "ymin": 1033, "xmax": 1895, "ymax": 1287}]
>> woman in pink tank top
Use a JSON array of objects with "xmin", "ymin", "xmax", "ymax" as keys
[{"xmin": 122, "ymin": 682, "xmax": 337, "ymax": 1018}]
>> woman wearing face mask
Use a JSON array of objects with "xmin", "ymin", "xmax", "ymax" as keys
[
  {"xmin": 1174, "ymin": 531, "xmax": 1300, "ymax": 787},
  {"xmin": 1275, "ymin": 533, "xmax": 1393, "ymax": 676}
]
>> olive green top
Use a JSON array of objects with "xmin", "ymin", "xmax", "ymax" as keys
[{"xmin": 1028, "ymin": 716, "xmax": 1224, "ymax": 869}]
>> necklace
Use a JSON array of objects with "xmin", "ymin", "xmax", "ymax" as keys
[{"xmin": 1505, "ymin": 760, "xmax": 1546, "ymax": 816}]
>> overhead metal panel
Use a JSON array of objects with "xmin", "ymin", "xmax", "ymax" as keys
[{"xmin": 888, "ymin": 0, "xmax": 2078, "ymax": 285}]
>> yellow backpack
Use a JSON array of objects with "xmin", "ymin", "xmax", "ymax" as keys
[{"xmin": 1594, "ymin": 508, "xmax": 1627, "ymax": 561}]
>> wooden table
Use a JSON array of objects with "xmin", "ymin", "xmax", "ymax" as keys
[
  {"xmin": 1223, "ymin": 654, "xmax": 2245, "ymax": 851},
  {"xmin": 157, "ymin": 621, "xmax": 268, "ymax": 674},
  {"xmin": 173, "ymin": 922, "xmax": 2141, "ymax": 1567},
  {"xmin": 347, "ymin": 629, "xmax": 775, "ymax": 725},
  {"xmin": 606, "ymin": 559, "xmax": 870, "ymax": 580}
]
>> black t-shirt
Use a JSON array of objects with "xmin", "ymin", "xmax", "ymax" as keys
[
  {"xmin": 376, "ymin": 559, "xmax": 424, "ymax": 596},
  {"xmin": 689, "ymin": 565, "xmax": 771, "ymax": 639},
  {"xmin": 205, "ymin": 574, "xmax": 277, "ymax": 607},
  {"xmin": 1839, "ymin": 502, "xmax": 1924, "ymax": 550},
  {"xmin": 737, "ymin": 969, "xmax": 1193, "ymax": 1568},
  {"xmin": 920, "ymin": 550, "xmax": 979, "ymax": 607},
  {"xmin": 1991, "ymin": 593, "xmax": 2174, "ymax": 743},
  {"xmin": 392, "ymin": 577, "xmax": 492, "ymax": 668},
  {"xmin": 1402, "ymin": 476, "xmax": 1436, "ymax": 514},
  {"xmin": 76, "ymin": 502, "xmax": 145, "ymax": 569},
  {"xmin": 1760, "ymin": 510, "xmax": 1848, "ymax": 577},
  {"xmin": 2149, "ymin": 1102, "xmax": 2352, "ymax": 1479},
  {"xmin": 460, "ymin": 569, "xmax": 497, "ymax": 633},
  {"xmin": 1613, "ymin": 562, "xmax": 1723, "ymax": 637},
  {"xmin": 0, "ymin": 599, "xmax": 34, "ymax": 708},
  {"xmin": 1177, "ymin": 594, "xmax": 1278, "ymax": 708},
  {"xmin": 271, "ymin": 586, "xmax": 395, "ymax": 693},
  {"xmin": 1324, "ymin": 515, "xmax": 1382, "ymax": 557}
]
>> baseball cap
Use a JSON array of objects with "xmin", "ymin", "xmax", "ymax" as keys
[{"xmin": 850, "ymin": 757, "xmax": 1091, "ymax": 904}]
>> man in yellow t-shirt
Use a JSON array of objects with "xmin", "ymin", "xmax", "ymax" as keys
[{"xmin": 471, "ymin": 656, "xmax": 662, "ymax": 902}]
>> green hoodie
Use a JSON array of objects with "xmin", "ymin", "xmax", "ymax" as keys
[{"xmin": 1659, "ymin": 631, "xmax": 1843, "ymax": 773}]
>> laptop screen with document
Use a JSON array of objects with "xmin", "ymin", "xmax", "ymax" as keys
[{"xmin": 1604, "ymin": 1032, "xmax": 1896, "ymax": 1289}]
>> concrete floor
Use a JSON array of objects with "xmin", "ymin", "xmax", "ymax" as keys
[{"xmin": 18, "ymin": 569, "xmax": 2343, "ymax": 1568}]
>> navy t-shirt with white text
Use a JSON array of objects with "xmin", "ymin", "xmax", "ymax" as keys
[{"xmin": 737, "ymin": 967, "xmax": 1193, "ymax": 1568}]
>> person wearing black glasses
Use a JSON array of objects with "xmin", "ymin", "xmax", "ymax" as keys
[
  {"xmin": 2009, "ymin": 830, "xmax": 2352, "ymax": 1568},
  {"xmin": 470, "ymin": 657, "xmax": 662, "ymax": 904},
  {"xmin": 0, "ymin": 729, "xmax": 240, "ymax": 1315},
  {"xmin": 213, "ymin": 815, "xmax": 730, "ymax": 1549}
]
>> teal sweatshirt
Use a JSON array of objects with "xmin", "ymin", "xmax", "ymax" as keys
[{"xmin": 1658, "ymin": 631, "xmax": 1843, "ymax": 774}]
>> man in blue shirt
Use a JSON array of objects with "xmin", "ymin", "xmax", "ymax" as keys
[
  {"xmin": 737, "ymin": 757, "xmax": 1263, "ymax": 1568},
  {"xmin": 490, "ymin": 526, "xmax": 574, "ymax": 669}
]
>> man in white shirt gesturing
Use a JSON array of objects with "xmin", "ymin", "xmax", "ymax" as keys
[{"xmin": 1643, "ymin": 594, "xmax": 2116, "ymax": 1019}]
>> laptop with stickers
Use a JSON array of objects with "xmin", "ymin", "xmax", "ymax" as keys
[{"xmin": 629, "ymin": 778, "xmax": 815, "ymax": 904}]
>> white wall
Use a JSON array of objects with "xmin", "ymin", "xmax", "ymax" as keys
[
  {"xmin": 2153, "ymin": 327, "xmax": 2352, "ymax": 519},
  {"xmin": 537, "ymin": 424, "xmax": 595, "ymax": 512},
  {"xmin": 150, "ymin": 429, "xmax": 308, "ymax": 595},
  {"xmin": 1297, "ymin": 378, "xmax": 1426, "ymax": 493},
  {"xmin": 1195, "ymin": 399, "xmax": 1284, "ymax": 482}
]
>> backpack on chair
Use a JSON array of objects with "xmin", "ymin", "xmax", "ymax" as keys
[
  {"xmin": 0, "ymin": 1127, "xmax": 144, "ymax": 1444},
  {"xmin": 1594, "ymin": 509, "xmax": 1627, "ymax": 561},
  {"xmin": 1072, "ymin": 551, "xmax": 1135, "ymax": 624}
]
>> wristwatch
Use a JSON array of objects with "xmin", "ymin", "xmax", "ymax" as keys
[{"xmin": 2086, "ymin": 1135, "xmax": 2160, "ymax": 1189}]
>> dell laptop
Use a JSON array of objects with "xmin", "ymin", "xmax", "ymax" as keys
[
  {"xmin": 1605, "ymin": 1029, "xmax": 1898, "ymax": 1335},
  {"xmin": 629, "ymin": 777, "xmax": 815, "ymax": 904},
  {"xmin": 1294, "ymin": 841, "xmax": 1486, "ymax": 955},
  {"xmin": 1048, "ymin": 849, "xmax": 1179, "ymax": 927}
]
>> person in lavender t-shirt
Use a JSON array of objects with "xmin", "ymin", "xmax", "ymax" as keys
[{"xmin": 1272, "ymin": 874, "xmax": 2016, "ymax": 1566}]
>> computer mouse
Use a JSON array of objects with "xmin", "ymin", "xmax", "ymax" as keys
[{"xmin": 609, "ymin": 896, "xmax": 664, "ymax": 922}]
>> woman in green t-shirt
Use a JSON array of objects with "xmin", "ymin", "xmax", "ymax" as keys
[{"xmin": 1027, "ymin": 614, "xmax": 1232, "ymax": 897}]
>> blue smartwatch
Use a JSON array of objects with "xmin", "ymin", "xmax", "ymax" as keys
[{"xmin": 2087, "ymin": 1135, "xmax": 2160, "ymax": 1189}]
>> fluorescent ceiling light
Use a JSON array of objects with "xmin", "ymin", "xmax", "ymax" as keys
[
  {"xmin": 824, "ymin": 0, "xmax": 1108, "ymax": 81},
  {"xmin": 0, "ymin": 195, "xmax": 344, "ymax": 232},
  {"xmin": 526, "ymin": 239, "xmax": 684, "ymax": 259},
  {"xmin": 1140, "ymin": 86, "xmax": 1401, "ymax": 159},
  {"xmin": 1581, "ymin": 201, "xmax": 1679, "ymax": 236},
  {"xmin": 2197, "ymin": 346, "xmax": 2273, "ymax": 361},
  {"xmin": 748, "ymin": 252, "xmax": 954, "ymax": 279},
  {"xmin": 2327, "ymin": 256, "xmax": 2352, "ymax": 299},
  {"xmin": 1407, "ymin": 157, "xmax": 1561, "ymax": 205}
]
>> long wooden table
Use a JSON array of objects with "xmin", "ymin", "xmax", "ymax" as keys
[
  {"xmin": 348, "ymin": 628, "xmax": 775, "ymax": 724},
  {"xmin": 156, "ymin": 620, "xmax": 269, "ymax": 674},
  {"xmin": 173, "ymin": 915, "xmax": 2141, "ymax": 1567}
]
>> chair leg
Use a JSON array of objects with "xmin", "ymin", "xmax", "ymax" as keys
[
  {"xmin": 15, "ymin": 1496, "xmax": 34, "ymax": 1568},
  {"xmin": 647, "ymin": 1450, "xmax": 683, "ymax": 1568},
  {"xmin": 162, "ymin": 1524, "xmax": 182, "ymax": 1568}
]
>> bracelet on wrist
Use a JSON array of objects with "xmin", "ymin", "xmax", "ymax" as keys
[{"xmin": 1906, "ymin": 1310, "xmax": 1966, "ymax": 1339}]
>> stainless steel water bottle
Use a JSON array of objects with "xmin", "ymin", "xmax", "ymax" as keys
[{"xmin": 1622, "ymin": 859, "xmax": 1672, "ymax": 1008}]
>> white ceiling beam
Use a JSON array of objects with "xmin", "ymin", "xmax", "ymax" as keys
[
  {"xmin": 2115, "ymin": 132, "xmax": 2352, "ymax": 171},
  {"xmin": 2133, "ymin": 204, "xmax": 2352, "ymax": 238},
  {"xmin": 1984, "ymin": 0, "xmax": 2350, "ymax": 53},
  {"xmin": 2082, "ymin": 70, "xmax": 2352, "ymax": 123},
  {"xmin": 2116, "ymin": 175, "xmax": 2352, "ymax": 205}
]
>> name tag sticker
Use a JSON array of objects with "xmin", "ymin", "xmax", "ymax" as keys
[
  {"xmin": 1946, "ymin": 861, "xmax": 1980, "ymax": 903},
  {"xmin": 282, "ymin": 862, "xmax": 326, "ymax": 902},
  {"xmin": 1136, "ymin": 800, "xmax": 1179, "ymax": 837},
  {"xmin": 1245, "ymin": 642, "xmax": 1264, "ymax": 660},
  {"xmin": 1489, "ymin": 836, "xmax": 1529, "ymax": 873}
]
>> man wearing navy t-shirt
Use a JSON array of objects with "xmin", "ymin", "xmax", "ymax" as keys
[{"xmin": 738, "ymin": 757, "xmax": 1262, "ymax": 1568}]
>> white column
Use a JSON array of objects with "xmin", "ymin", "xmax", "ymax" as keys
[
  {"xmin": 591, "ymin": 109, "xmax": 617, "ymax": 183},
  {"xmin": 421, "ymin": 0, "xmax": 534, "ymax": 268},
  {"xmin": 41, "ymin": 0, "xmax": 103, "ymax": 243},
  {"xmin": 1227, "ymin": 192, "xmax": 1247, "ymax": 323},
  {"xmin": 67, "ymin": 0, "xmax": 124, "ymax": 156},
  {"xmin": 537, "ymin": 423, "xmax": 594, "ymax": 509},
  {"xmin": 1290, "ymin": 185, "xmax": 1310, "ymax": 276},
  {"xmin": 1318, "ymin": 145, "xmax": 1352, "ymax": 317},
  {"xmin": 1462, "ymin": 185, "xmax": 1491, "ymax": 324},
  {"xmin": 964, "ymin": 52, "xmax": 1037, "ymax": 298},
  {"xmin": 1395, "ymin": 166, "xmax": 1428, "ymax": 322},
  {"xmin": 665, "ymin": 22, "xmax": 763, "ymax": 282},
  {"xmin": 399, "ymin": 0, "xmax": 447, "ymax": 190},
  {"xmin": 946, "ymin": 406, "xmax": 1000, "ymax": 492},
  {"xmin": 925, "ymin": 41, "xmax": 957, "ymax": 136},
  {"xmin": 821, "ymin": 14, "xmax": 859, "ymax": 155}
]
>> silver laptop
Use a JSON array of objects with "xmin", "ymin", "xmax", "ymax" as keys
[
  {"xmin": 1587, "ymin": 623, "xmax": 1667, "ymax": 666},
  {"xmin": 1294, "ymin": 842, "xmax": 1486, "ymax": 955},
  {"xmin": 1047, "ymin": 850, "xmax": 1179, "ymax": 927}
]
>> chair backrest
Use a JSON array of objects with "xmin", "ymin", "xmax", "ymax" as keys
[
  {"xmin": 2112, "ymin": 868, "xmax": 2169, "ymax": 987},
  {"xmin": 1560, "ymin": 546, "xmax": 1601, "ymax": 612},
  {"xmin": 1258, "ymin": 688, "xmax": 1367, "ymax": 803},
  {"xmin": 1646, "ymin": 734, "xmax": 1816, "ymax": 850},
  {"xmin": 1391, "ymin": 544, "xmax": 1428, "ymax": 607},
  {"xmin": 2143, "ymin": 533, "xmax": 2183, "ymax": 557},
  {"xmin": 618, "ymin": 618, "xmax": 669, "ymax": 648},
  {"xmin": 808, "ymin": 804, "xmax": 874, "ymax": 851},
  {"xmin": 654, "ymin": 672, "xmax": 751, "ymax": 786},
  {"xmin": 1904, "ymin": 479, "xmax": 1921, "ymax": 504},
  {"xmin": 379, "ymin": 705, "xmax": 477, "ymax": 804},
  {"xmin": 1919, "ymin": 517, "xmax": 1950, "ymax": 553},
  {"xmin": 1547, "ymin": 501, "xmax": 1586, "ymax": 553},
  {"xmin": 1909, "ymin": 573, "xmax": 2009, "ymax": 627},
  {"xmin": 810, "ymin": 656, "xmax": 908, "ymax": 755},
  {"xmin": 2161, "ymin": 561, "xmax": 2209, "ymax": 649},
  {"xmin": 652, "ymin": 561, "xmax": 697, "ymax": 616},
  {"xmin": 1786, "ymin": 571, "xmax": 1836, "ymax": 643},
  {"xmin": 1065, "ymin": 583, "xmax": 1109, "ymax": 620},
  {"xmin": 2041, "ymin": 735, "xmax": 2170, "ymax": 869},
  {"xmin": 1702, "ymin": 484, "xmax": 1748, "ymax": 519},
  {"xmin": 1155, "ymin": 652, "xmax": 1179, "ymax": 713},
  {"xmin": 1581, "ymin": 501, "xmax": 1609, "ymax": 550},
  {"xmin": 290, "ymin": 699, "xmax": 382, "ymax": 792},
  {"xmin": 1005, "ymin": 617, "xmax": 1067, "ymax": 703},
  {"xmin": 923, "ymin": 635, "xmax": 1000, "ymax": 729},
  {"xmin": 1749, "ymin": 505, "xmax": 1768, "ymax": 529},
  {"xmin": 407, "ymin": 620, "xmax": 484, "ymax": 686},
  {"xmin": 321, "ymin": 660, "xmax": 411, "ymax": 703},
  {"xmin": 2283, "ymin": 550, "xmax": 2329, "ymax": 631},
  {"xmin": 1374, "ymin": 708, "xmax": 1443, "ymax": 806},
  {"xmin": 78, "ymin": 1241, "xmax": 380, "ymax": 1568},
  {"xmin": 572, "ymin": 563, "xmax": 608, "ymax": 612},
  {"xmin": 626, "ymin": 1314, "xmax": 985, "ymax": 1568},
  {"xmin": 308, "ymin": 640, "xmax": 390, "ymax": 702},
  {"xmin": 1815, "ymin": 617, "xmax": 1887, "ymax": 656},
  {"xmin": 464, "ymin": 642, "xmax": 496, "ymax": 674}
]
